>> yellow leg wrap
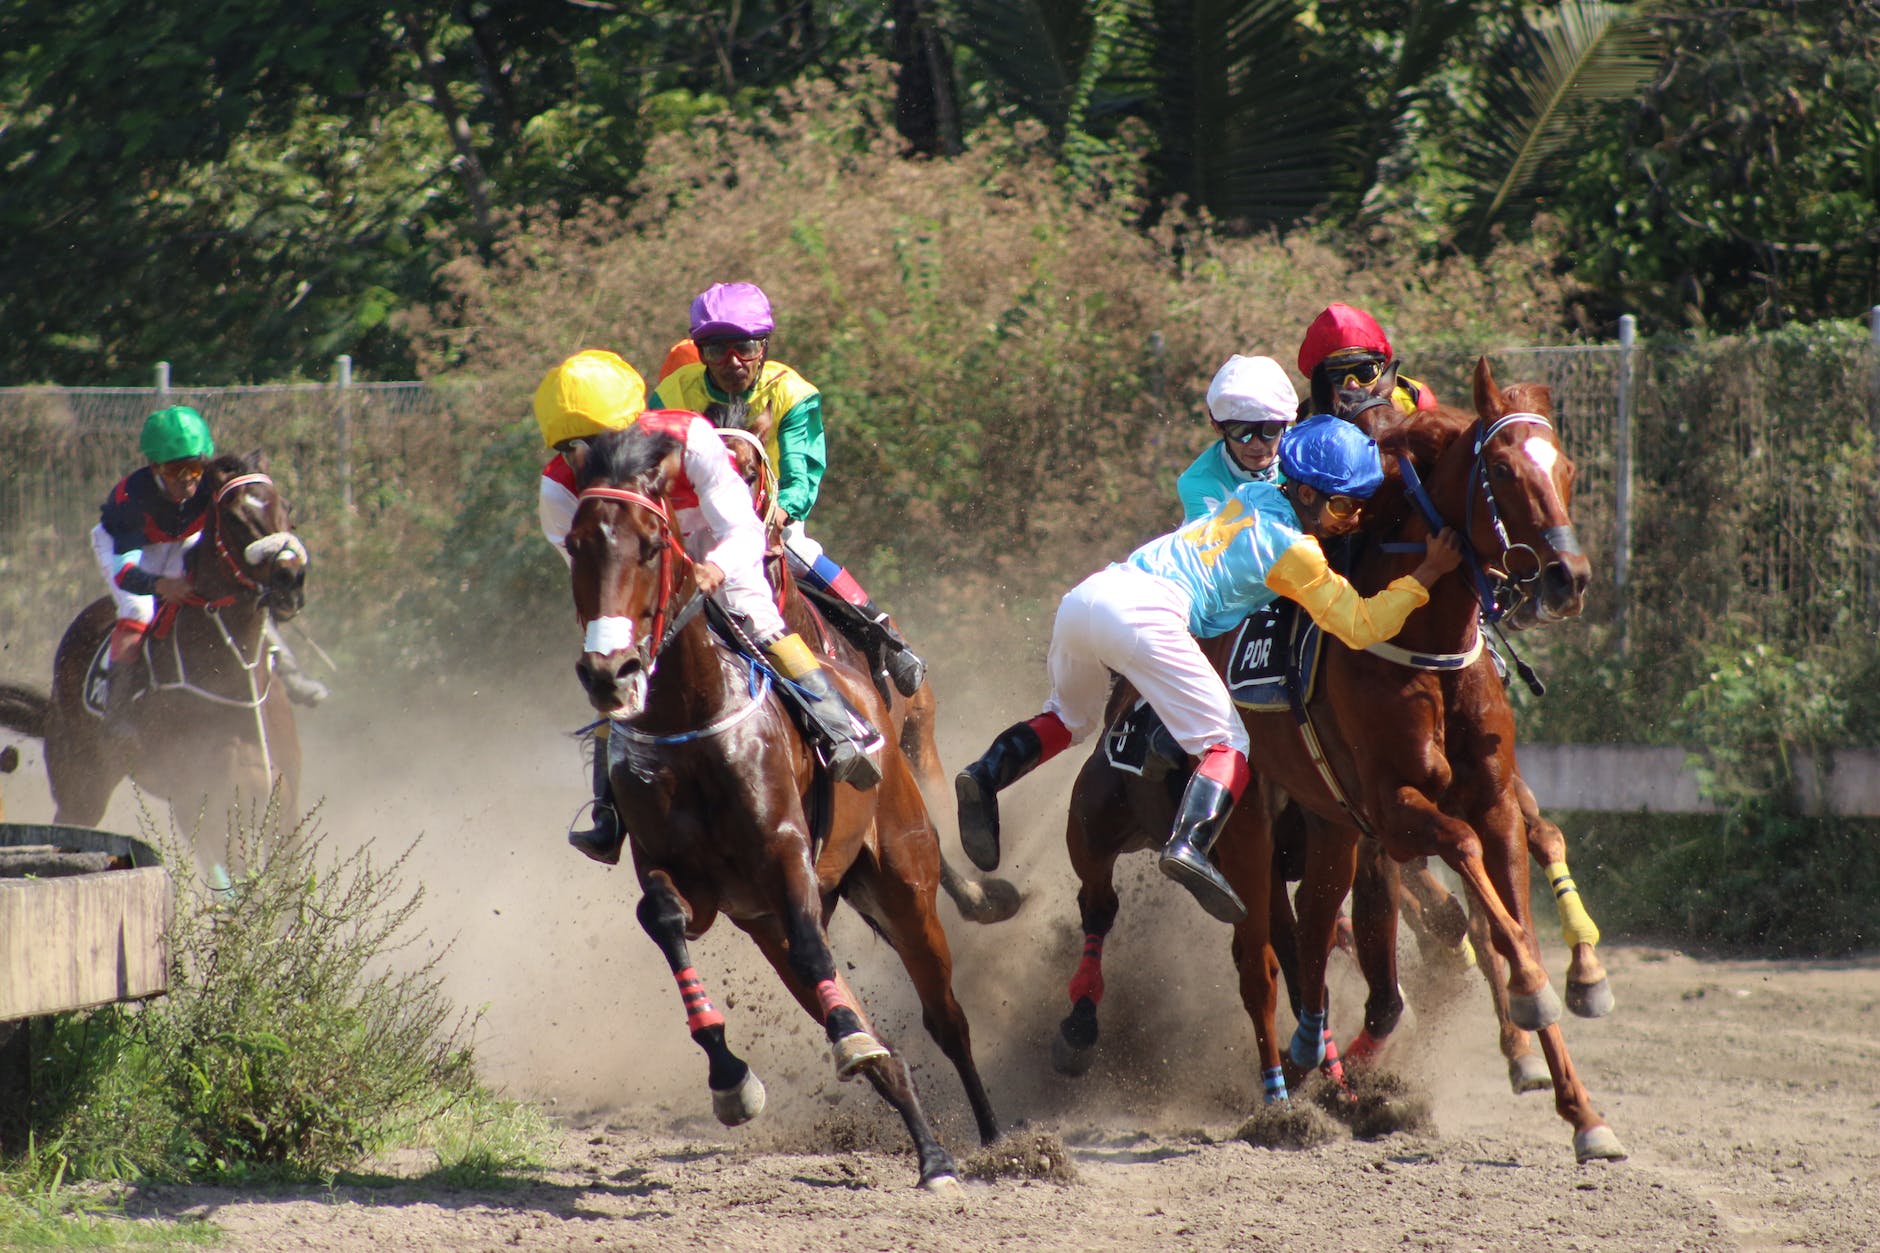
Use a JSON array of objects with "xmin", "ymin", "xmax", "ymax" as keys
[
  {"xmin": 764, "ymin": 632, "xmax": 823, "ymax": 681},
  {"xmin": 1545, "ymin": 861, "xmax": 1602, "ymax": 949}
]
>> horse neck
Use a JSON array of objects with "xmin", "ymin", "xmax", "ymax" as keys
[
  {"xmin": 638, "ymin": 609, "xmax": 745, "ymax": 735},
  {"xmin": 1375, "ymin": 426, "xmax": 1483, "ymax": 653}
]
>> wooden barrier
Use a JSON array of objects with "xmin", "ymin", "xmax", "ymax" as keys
[{"xmin": 1517, "ymin": 745, "xmax": 1880, "ymax": 816}]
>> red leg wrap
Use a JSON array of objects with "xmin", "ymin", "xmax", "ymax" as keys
[
  {"xmin": 1320, "ymin": 1028, "xmax": 1349, "ymax": 1088},
  {"xmin": 1068, "ymin": 932, "xmax": 1106, "ymax": 1005},
  {"xmin": 674, "ymin": 966, "xmax": 725, "ymax": 1033},
  {"xmin": 1344, "ymin": 1027, "xmax": 1383, "ymax": 1065},
  {"xmin": 814, "ymin": 978, "xmax": 848, "ymax": 1022}
]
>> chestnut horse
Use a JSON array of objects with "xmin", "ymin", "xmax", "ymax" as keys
[
  {"xmin": 0, "ymin": 453, "xmax": 307, "ymax": 875},
  {"xmin": 562, "ymin": 423, "xmax": 997, "ymax": 1191},
  {"xmin": 1048, "ymin": 360, "xmax": 1625, "ymax": 1162}
]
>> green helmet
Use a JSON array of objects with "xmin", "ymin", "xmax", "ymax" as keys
[{"xmin": 139, "ymin": 406, "xmax": 214, "ymax": 464}]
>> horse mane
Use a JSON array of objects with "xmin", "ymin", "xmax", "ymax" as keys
[
  {"xmin": 704, "ymin": 398, "xmax": 755, "ymax": 432},
  {"xmin": 578, "ymin": 424, "xmax": 685, "ymax": 493}
]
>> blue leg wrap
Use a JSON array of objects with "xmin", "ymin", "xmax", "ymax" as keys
[
  {"xmin": 1290, "ymin": 1008, "xmax": 1327, "ymax": 1069},
  {"xmin": 1262, "ymin": 1064, "xmax": 1288, "ymax": 1104}
]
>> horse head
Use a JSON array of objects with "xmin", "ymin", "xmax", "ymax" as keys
[
  {"xmin": 191, "ymin": 452, "xmax": 310, "ymax": 618},
  {"xmin": 564, "ymin": 425, "xmax": 693, "ymax": 719},
  {"xmin": 1371, "ymin": 359, "xmax": 1589, "ymax": 629}
]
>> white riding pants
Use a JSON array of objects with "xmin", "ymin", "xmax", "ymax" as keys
[{"xmin": 1043, "ymin": 563, "xmax": 1248, "ymax": 757}]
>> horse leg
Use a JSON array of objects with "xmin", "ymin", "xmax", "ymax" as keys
[
  {"xmin": 1215, "ymin": 802, "xmax": 1287, "ymax": 1102},
  {"xmin": 1343, "ymin": 836, "xmax": 1407, "ymax": 1066},
  {"xmin": 747, "ymin": 878, "xmax": 960, "ymax": 1190},
  {"xmin": 1397, "ymin": 794, "xmax": 1559, "ymax": 1030},
  {"xmin": 1536, "ymin": 1022, "xmax": 1627, "ymax": 1161},
  {"xmin": 1401, "ymin": 856, "xmax": 1476, "ymax": 971},
  {"xmin": 1285, "ymin": 817, "xmax": 1358, "ymax": 1078},
  {"xmin": 1466, "ymin": 897, "xmax": 1551, "ymax": 1094},
  {"xmin": 634, "ymin": 871, "xmax": 765, "ymax": 1126},
  {"xmin": 902, "ymin": 687, "xmax": 1023, "ymax": 925},
  {"xmin": 843, "ymin": 801, "xmax": 1000, "ymax": 1145},
  {"xmin": 1516, "ymin": 775, "xmax": 1613, "ymax": 1018},
  {"xmin": 44, "ymin": 719, "xmax": 119, "ymax": 828},
  {"xmin": 1053, "ymin": 792, "xmax": 1125, "ymax": 1078}
]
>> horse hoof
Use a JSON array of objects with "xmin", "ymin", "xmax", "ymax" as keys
[
  {"xmin": 1507, "ymin": 1053, "xmax": 1553, "ymax": 1094},
  {"xmin": 1567, "ymin": 977, "xmax": 1615, "ymax": 1019},
  {"xmin": 920, "ymin": 1172, "xmax": 964, "ymax": 1196},
  {"xmin": 833, "ymin": 1031, "xmax": 891, "ymax": 1080},
  {"xmin": 710, "ymin": 1069, "xmax": 767, "ymax": 1126},
  {"xmin": 1575, "ymin": 1124, "xmax": 1628, "ymax": 1163},
  {"xmin": 1050, "ymin": 1030, "xmax": 1097, "ymax": 1077},
  {"xmin": 1509, "ymin": 982, "xmax": 1564, "ymax": 1031},
  {"xmin": 961, "ymin": 876, "xmax": 1024, "ymax": 925}
]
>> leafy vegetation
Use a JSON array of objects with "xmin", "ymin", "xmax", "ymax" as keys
[{"xmin": 3, "ymin": 799, "xmax": 546, "ymax": 1194}]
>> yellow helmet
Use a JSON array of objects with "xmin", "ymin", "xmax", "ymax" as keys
[{"xmin": 533, "ymin": 349, "xmax": 647, "ymax": 449}]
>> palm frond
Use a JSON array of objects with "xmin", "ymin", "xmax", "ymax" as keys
[
  {"xmin": 950, "ymin": 0, "xmax": 1095, "ymax": 135},
  {"xmin": 1453, "ymin": 0, "xmax": 1662, "ymax": 250}
]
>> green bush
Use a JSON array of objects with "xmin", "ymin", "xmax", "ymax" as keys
[{"xmin": 11, "ymin": 799, "xmax": 541, "ymax": 1185}]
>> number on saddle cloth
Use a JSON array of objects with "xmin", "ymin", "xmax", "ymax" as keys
[{"xmin": 1102, "ymin": 697, "xmax": 1188, "ymax": 781}]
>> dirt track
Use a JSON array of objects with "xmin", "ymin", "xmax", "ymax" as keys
[{"xmin": 5, "ymin": 656, "xmax": 1879, "ymax": 1251}]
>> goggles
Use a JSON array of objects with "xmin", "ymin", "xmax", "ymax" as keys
[
  {"xmin": 1221, "ymin": 420, "xmax": 1288, "ymax": 444},
  {"xmin": 698, "ymin": 337, "xmax": 767, "ymax": 365},
  {"xmin": 1322, "ymin": 494, "xmax": 1363, "ymax": 522},
  {"xmin": 1325, "ymin": 355, "xmax": 1388, "ymax": 389}
]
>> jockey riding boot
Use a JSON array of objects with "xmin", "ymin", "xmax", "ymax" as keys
[
  {"xmin": 264, "ymin": 619, "xmax": 329, "ymax": 706},
  {"xmin": 793, "ymin": 551, "xmax": 928, "ymax": 698},
  {"xmin": 568, "ymin": 726, "xmax": 625, "ymax": 865},
  {"xmin": 100, "ymin": 665, "xmax": 141, "ymax": 747},
  {"xmin": 763, "ymin": 633, "xmax": 883, "ymax": 790},
  {"xmin": 955, "ymin": 712, "xmax": 1072, "ymax": 872},
  {"xmin": 1158, "ymin": 744, "xmax": 1253, "ymax": 925}
]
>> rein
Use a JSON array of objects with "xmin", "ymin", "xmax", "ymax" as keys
[
  {"xmin": 206, "ymin": 473, "xmax": 277, "ymax": 595},
  {"xmin": 576, "ymin": 485, "xmax": 701, "ymax": 669}
]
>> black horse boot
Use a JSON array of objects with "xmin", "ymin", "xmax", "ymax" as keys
[
  {"xmin": 955, "ymin": 715, "xmax": 1065, "ymax": 872},
  {"xmin": 1158, "ymin": 753, "xmax": 1249, "ymax": 924},
  {"xmin": 762, "ymin": 633, "xmax": 882, "ymax": 790},
  {"xmin": 568, "ymin": 730, "xmax": 624, "ymax": 864}
]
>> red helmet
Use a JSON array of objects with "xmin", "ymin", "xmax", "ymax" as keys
[{"xmin": 1297, "ymin": 304, "xmax": 1393, "ymax": 377}]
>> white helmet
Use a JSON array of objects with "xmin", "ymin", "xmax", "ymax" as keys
[{"xmin": 1206, "ymin": 355, "xmax": 1298, "ymax": 427}]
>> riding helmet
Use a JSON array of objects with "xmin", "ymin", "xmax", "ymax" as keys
[
  {"xmin": 1297, "ymin": 303, "xmax": 1393, "ymax": 378},
  {"xmin": 689, "ymin": 283, "xmax": 775, "ymax": 341},
  {"xmin": 1278, "ymin": 413, "xmax": 1386, "ymax": 499},
  {"xmin": 1206, "ymin": 355, "xmax": 1298, "ymax": 427},
  {"xmin": 139, "ymin": 405, "xmax": 214, "ymax": 464},
  {"xmin": 534, "ymin": 350, "xmax": 647, "ymax": 449}
]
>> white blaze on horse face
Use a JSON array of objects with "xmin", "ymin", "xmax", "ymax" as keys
[
  {"xmin": 1522, "ymin": 435, "xmax": 1567, "ymax": 515},
  {"xmin": 584, "ymin": 615, "xmax": 636, "ymax": 657}
]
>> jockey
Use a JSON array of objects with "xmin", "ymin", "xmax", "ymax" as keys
[
  {"xmin": 536, "ymin": 349, "xmax": 883, "ymax": 863},
  {"xmin": 1176, "ymin": 354, "xmax": 1300, "ymax": 523},
  {"xmin": 649, "ymin": 283, "xmax": 928, "ymax": 699},
  {"xmin": 1298, "ymin": 303, "xmax": 1440, "ymax": 417},
  {"xmin": 91, "ymin": 408, "xmax": 329, "ymax": 735},
  {"xmin": 955, "ymin": 415, "xmax": 1464, "ymax": 923},
  {"xmin": 91, "ymin": 406, "xmax": 213, "ymax": 738}
]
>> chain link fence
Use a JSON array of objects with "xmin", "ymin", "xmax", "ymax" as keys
[{"xmin": 5, "ymin": 328, "xmax": 1878, "ymax": 665}]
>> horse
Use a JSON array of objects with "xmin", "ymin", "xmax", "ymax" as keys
[
  {"xmin": 1045, "ymin": 359, "xmax": 1625, "ymax": 1162},
  {"xmin": 561, "ymin": 422, "xmax": 998, "ymax": 1191},
  {"xmin": 0, "ymin": 453, "xmax": 308, "ymax": 876},
  {"xmin": 711, "ymin": 401, "xmax": 1022, "ymax": 927}
]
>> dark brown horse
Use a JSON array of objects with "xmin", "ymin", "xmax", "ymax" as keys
[
  {"xmin": 0, "ymin": 453, "xmax": 307, "ymax": 875},
  {"xmin": 1048, "ymin": 360, "xmax": 1625, "ymax": 1161},
  {"xmin": 562, "ymin": 423, "xmax": 998, "ymax": 1191},
  {"xmin": 714, "ymin": 409, "xmax": 1022, "ymax": 927}
]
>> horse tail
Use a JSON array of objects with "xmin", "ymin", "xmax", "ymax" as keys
[{"xmin": 0, "ymin": 682, "xmax": 49, "ymax": 739}]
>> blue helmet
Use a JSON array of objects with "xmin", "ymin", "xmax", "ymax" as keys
[{"xmin": 1278, "ymin": 413, "xmax": 1385, "ymax": 499}]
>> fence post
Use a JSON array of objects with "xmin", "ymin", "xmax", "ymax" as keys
[
  {"xmin": 155, "ymin": 362, "xmax": 170, "ymax": 395},
  {"xmin": 334, "ymin": 354, "xmax": 354, "ymax": 544},
  {"xmin": 1613, "ymin": 314, "xmax": 1636, "ymax": 652}
]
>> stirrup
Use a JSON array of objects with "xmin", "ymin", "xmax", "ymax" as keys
[{"xmin": 883, "ymin": 646, "xmax": 926, "ymax": 698}]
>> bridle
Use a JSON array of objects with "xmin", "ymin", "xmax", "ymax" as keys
[
  {"xmin": 574, "ymin": 486, "xmax": 705, "ymax": 678},
  {"xmin": 198, "ymin": 473, "xmax": 278, "ymax": 604}
]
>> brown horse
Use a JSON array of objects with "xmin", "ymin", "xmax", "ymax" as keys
[
  {"xmin": 562, "ymin": 423, "xmax": 998, "ymax": 1191},
  {"xmin": 713, "ymin": 407, "xmax": 1022, "ymax": 927},
  {"xmin": 0, "ymin": 453, "xmax": 307, "ymax": 875},
  {"xmin": 1047, "ymin": 360, "xmax": 1625, "ymax": 1161}
]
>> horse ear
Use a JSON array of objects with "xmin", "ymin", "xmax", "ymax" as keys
[
  {"xmin": 1472, "ymin": 357, "xmax": 1504, "ymax": 418},
  {"xmin": 244, "ymin": 449, "xmax": 270, "ymax": 474}
]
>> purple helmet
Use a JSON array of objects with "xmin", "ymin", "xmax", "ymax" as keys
[{"xmin": 689, "ymin": 282, "xmax": 775, "ymax": 340}]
